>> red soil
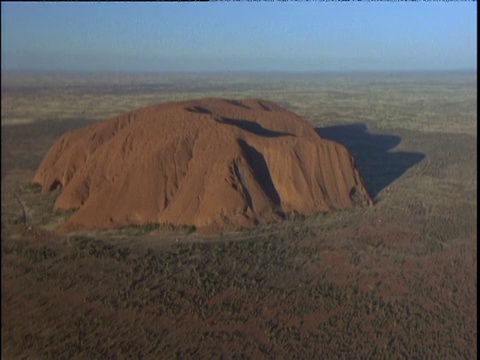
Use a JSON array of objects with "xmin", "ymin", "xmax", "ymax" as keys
[{"xmin": 32, "ymin": 98, "xmax": 372, "ymax": 234}]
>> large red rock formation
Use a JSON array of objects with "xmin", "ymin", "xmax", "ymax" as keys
[{"xmin": 33, "ymin": 98, "xmax": 372, "ymax": 234}]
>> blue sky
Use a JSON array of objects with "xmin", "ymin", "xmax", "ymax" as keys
[{"xmin": 1, "ymin": 1, "xmax": 477, "ymax": 73}]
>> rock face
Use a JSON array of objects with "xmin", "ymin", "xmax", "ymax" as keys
[{"xmin": 33, "ymin": 98, "xmax": 372, "ymax": 234}]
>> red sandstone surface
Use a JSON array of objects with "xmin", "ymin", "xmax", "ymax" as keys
[{"xmin": 32, "ymin": 98, "xmax": 372, "ymax": 233}]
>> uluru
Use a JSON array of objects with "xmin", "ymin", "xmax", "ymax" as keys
[{"xmin": 32, "ymin": 98, "xmax": 372, "ymax": 234}]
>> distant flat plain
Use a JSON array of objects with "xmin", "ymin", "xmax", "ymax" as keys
[
  {"xmin": 2, "ymin": 71, "xmax": 476, "ymax": 134},
  {"xmin": 1, "ymin": 71, "xmax": 476, "ymax": 358}
]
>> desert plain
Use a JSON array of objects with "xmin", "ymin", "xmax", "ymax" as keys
[{"xmin": 1, "ymin": 71, "xmax": 477, "ymax": 358}]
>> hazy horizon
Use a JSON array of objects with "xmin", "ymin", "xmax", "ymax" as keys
[
  {"xmin": 1, "ymin": 69, "xmax": 476, "ymax": 77},
  {"xmin": 1, "ymin": 2, "xmax": 477, "ymax": 73}
]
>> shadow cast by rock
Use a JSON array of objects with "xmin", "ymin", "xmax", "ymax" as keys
[
  {"xmin": 238, "ymin": 139, "xmax": 282, "ymax": 208},
  {"xmin": 216, "ymin": 117, "xmax": 293, "ymax": 138},
  {"xmin": 316, "ymin": 123, "xmax": 425, "ymax": 199}
]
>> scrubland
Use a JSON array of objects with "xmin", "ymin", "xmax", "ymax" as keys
[{"xmin": 1, "ymin": 71, "xmax": 476, "ymax": 358}]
